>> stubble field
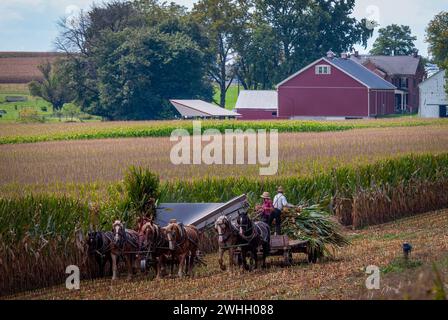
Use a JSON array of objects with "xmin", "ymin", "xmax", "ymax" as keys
[
  {"xmin": 1, "ymin": 125, "xmax": 447, "ymax": 189},
  {"xmin": 1, "ymin": 119, "xmax": 448, "ymax": 299},
  {"xmin": 8, "ymin": 209, "xmax": 448, "ymax": 300}
]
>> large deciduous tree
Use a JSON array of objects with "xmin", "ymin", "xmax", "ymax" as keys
[
  {"xmin": 56, "ymin": 0, "xmax": 212, "ymax": 120},
  {"xmin": 233, "ymin": 22, "xmax": 282, "ymax": 90},
  {"xmin": 251, "ymin": 0, "xmax": 372, "ymax": 84},
  {"xmin": 426, "ymin": 12, "xmax": 448, "ymax": 67},
  {"xmin": 91, "ymin": 28, "xmax": 209, "ymax": 119},
  {"xmin": 370, "ymin": 24, "xmax": 417, "ymax": 56},
  {"xmin": 426, "ymin": 11, "xmax": 448, "ymax": 95},
  {"xmin": 191, "ymin": 0, "xmax": 249, "ymax": 108}
]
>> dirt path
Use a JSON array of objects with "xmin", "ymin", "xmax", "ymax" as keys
[{"xmin": 7, "ymin": 209, "xmax": 448, "ymax": 300}]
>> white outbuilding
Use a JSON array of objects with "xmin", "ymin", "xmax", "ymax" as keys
[
  {"xmin": 419, "ymin": 70, "xmax": 447, "ymax": 118},
  {"xmin": 169, "ymin": 99, "xmax": 241, "ymax": 119}
]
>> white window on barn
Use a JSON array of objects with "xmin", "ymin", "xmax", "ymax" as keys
[{"xmin": 315, "ymin": 65, "xmax": 331, "ymax": 75}]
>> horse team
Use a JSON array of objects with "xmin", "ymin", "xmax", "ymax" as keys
[{"xmin": 86, "ymin": 211, "xmax": 270, "ymax": 280}]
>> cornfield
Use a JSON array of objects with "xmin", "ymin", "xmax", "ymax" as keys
[
  {"xmin": 1, "ymin": 118, "xmax": 447, "ymax": 144},
  {"xmin": 1, "ymin": 153, "xmax": 448, "ymax": 296}
]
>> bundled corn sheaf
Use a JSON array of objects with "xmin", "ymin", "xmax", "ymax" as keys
[
  {"xmin": 282, "ymin": 205, "xmax": 350, "ymax": 258},
  {"xmin": 349, "ymin": 178, "xmax": 448, "ymax": 229},
  {"xmin": 1, "ymin": 153, "xmax": 448, "ymax": 296}
]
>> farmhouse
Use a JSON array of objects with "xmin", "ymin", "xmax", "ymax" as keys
[
  {"xmin": 235, "ymin": 90, "xmax": 278, "ymax": 120},
  {"xmin": 419, "ymin": 70, "xmax": 447, "ymax": 118},
  {"xmin": 0, "ymin": 52, "xmax": 64, "ymax": 84},
  {"xmin": 350, "ymin": 52, "xmax": 426, "ymax": 113},
  {"xmin": 276, "ymin": 51, "xmax": 396, "ymax": 119}
]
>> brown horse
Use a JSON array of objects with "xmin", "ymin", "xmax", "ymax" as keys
[
  {"xmin": 165, "ymin": 220, "xmax": 199, "ymax": 278},
  {"xmin": 137, "ymin": 221, "xmax": 173, "ymax": 279},
  {"xmin": 214, "ymin": 215, "xmax": 246, "ymax": 271},
  {"xmin": 111, "ymin": 220, "xmax": 139, "ymax": 280}
]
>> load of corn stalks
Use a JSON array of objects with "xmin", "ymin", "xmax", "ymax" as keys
[{"xmin": 282, "ymin": 204, "xmax": 350, "ymax": 258}]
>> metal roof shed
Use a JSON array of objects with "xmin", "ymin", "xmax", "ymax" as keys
[
  {"xmin": 235, "ymin": 90, "xmax": 279, "ymax": 120},
  {"xmin": 170, "ymin": 99, "xmax": 241, "ymax": 119}
]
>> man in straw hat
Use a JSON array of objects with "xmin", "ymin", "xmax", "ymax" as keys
[
  {"xmin": 271, "ymin": 186, "xmax": 294, "ymax": 235},
  {"xmin": 256, "ymin": 191, "xmax": 274, "ymax": 224}
]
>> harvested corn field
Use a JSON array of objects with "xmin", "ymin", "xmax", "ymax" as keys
[
  {"xmin": 1, "ymin": 126, "xmax": 448, "ymax": 186},
  {"xmin": 7, "ymin": 209, "xmax": 448, "ymax": 300}
]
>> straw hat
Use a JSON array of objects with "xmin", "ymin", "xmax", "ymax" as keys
[
  {"xmin": 261, "ymin": 192, "xmax": 271, "ymax": 199},
  {"xmin": 277, "ymin": 186, "xmax": 284, "ymax": 193}
]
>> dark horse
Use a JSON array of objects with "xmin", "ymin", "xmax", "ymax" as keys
[
  {"xmin": 111, "ymin": 220, "xmax": 140, "ymax": 280},
  {"xmin": 87, "ymin": 231, "xmax": 114, "ymax": 277},
  {"xmin": 215, "ymin": 215, "xmax": 246, "ymax": 271},
  {"xmin": 236, "ymin": 212, "xmax": 270, "ymax": 270}
]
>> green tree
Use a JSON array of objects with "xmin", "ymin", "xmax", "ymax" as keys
[
  {"xmin": 426, "ymin": 11, "xmax": 448, "ymax": 96},
  {"xmin": 91, "ymin": 28, "xmax": 210, "ymax": 120},
  {"xmin": 234, "ymin": 22, "xmax": 282, "ymax": 89},
  {"xmin": 370, "ymin": 24, "xmax": 417, "ymax": 56},
  {"xmin": 254, "ymin": 0, "xmax": 372, "ymax": 80},
  {"xmin": 28, "ymin": 60, "xmax": 75, "ymax": 111},
  {"xmin": 191, "ymin": 0, "xmax": 249, "ymax": 108},
  {"xmin": 426, "ymin": 12, "xmax": 448, "ymax": 68},
  {"xmin": 56, "ymin": 0, "xmax": 212, "ymax": 120}
]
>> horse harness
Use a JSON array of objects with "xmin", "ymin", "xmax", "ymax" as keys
[
  {"xmin": 90, "ymin": 231, "xmax": 114, "ymax": 259},
  {"xmin": 170, "ymin": 223, "xmax": 198, "ymax": 250}
]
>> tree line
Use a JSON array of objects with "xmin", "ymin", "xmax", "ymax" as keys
[{"xmin": 28, "ymin": 1, "xmax": 448, "ymax": 120}]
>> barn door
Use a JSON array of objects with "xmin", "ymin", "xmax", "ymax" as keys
[{"xmin": 439, "ymin": 106, "xmax": 448, "ymax": 118}]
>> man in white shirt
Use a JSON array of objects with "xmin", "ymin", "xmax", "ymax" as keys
[{"xmin": 270, "ymin": 186, "xmax": 295, "ymax": 235}]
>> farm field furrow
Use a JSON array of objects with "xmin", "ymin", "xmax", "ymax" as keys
[
  {"xmin": 1, "ymin": 126, "xmax": 447, "ymax": 187},
  {"xmin": 8, "ymin": 209, "xmax": 448, "ymax": 300}
]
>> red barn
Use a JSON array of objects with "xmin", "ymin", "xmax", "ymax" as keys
[{"xmin": 277, "ymin": 52, "xmax": 397, "ymax": 119}]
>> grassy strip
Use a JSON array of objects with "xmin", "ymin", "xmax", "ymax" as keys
[{"xmin": 1, "ymin": 119, "xmax": 447, "ymax": 145}]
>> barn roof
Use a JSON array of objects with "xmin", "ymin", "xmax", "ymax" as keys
[
  {"xmin": 235, "ymin": 90, "xmax": 278, "ymax": 110},
  {"xmin": 350, "ymin": 55, "xmax": 421, "ymax": 76},
  {"xmin": 330, "ymin": 57, "xmax": 396, "ymax": 90},
  {"xmin": 277, "ymin": 57, "xmax": 396, "ymax": 90},
  {"xmin": 170, "ymin": 99, "xmax": 241, "ymax": 118}
]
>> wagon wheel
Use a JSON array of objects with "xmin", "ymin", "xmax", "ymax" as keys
[
  {"xmin": 233, "ymin": 250, "xmax": 243, "ymax": 267},
  {"xmin": 284, "ymin": 251, "xmax": 293, "ymax": 266},
  {"xmin": 307, "ymin": 249, "xmax": 320, "ymax": 264},
  {"xmin": 246, "ymin": 251, "xmax": 256, "ymax": 271}
]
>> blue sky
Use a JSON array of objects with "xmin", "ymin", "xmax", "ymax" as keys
[{"xmin": 0, "ymin": 0, "xmax": 447, "ymax": 57}]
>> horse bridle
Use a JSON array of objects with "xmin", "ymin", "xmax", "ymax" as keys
[
  {"xmin": 113, "ymin": 223, "xmax": 128, "ymax": 249},
  {"xmin": 140, "ymin": 223, "xmax": 160, "ymax": 251},
  {"xmin": 167, "ymin": 223, "xmax": 198, "ymax": 250},
  {"xmin": 216, "ymin": 217, "xmax": 233, "ymax": 243},
  {"xmin": 238, "ymin": 214, "xmax": 257, "ymax": 242}
]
